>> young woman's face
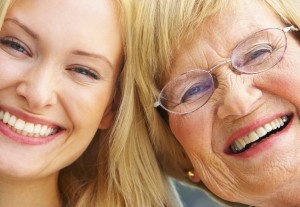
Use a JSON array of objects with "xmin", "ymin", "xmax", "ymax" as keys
[
  {"xmin": 167, "ymin": 0, "xmax": 300, "ymax": 205},
  {"xmin": 0, "ymin": 0, "xmax": 122, "ymax": 180}
]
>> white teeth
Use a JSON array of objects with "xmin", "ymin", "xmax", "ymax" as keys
[
  {"xmin": 231, "ymin": 115, "xmax": 289, "ymax": 153},
  {"xmin": 0, "ymin": 110, "xmax": 58, "ymax": 137},
  {"xmin": 40, "ymin": 125, "xmax": 47, "ymax": 136},
  {"xmin": 8, "ymin": 115, "xmax": 17, "ymax": 126},
  {"xmin": 278, "ymin": 118, "xmax": 284, "ymax": 126},
  {"xmin": 45, "ymin": 128, "xmax": 52, "ymax": 136},
  {"xmin": 236, "ymin": 139, "xmax": 246, "ymax": 149},
  {"xmin": 255, "ymin": 127, "xmax": 267, "ymax": 137},
  {"xmin": 270, "ymin": 121, "xmax": 277, "ymax": 129},
  {"xmin": 34, "ymin": 124, "xmax": 41, "ymax": 134},
  {"xmin": 274, "ymin": 119, "xmax": 281, "ymax": 128},
  {"xmin": 24, "ymin": 123, "xmax": 34, "ymax": 134},
  {"xmin": 3, "ymin": 112, "xmax": 10, "ymax": 123},
  {"xmin": 244, "ymin": 135, "xmax": 252, "ymax": 144},
  {"xmin": 248, "ymin": 131, "xmax": 259, "ymax": 141},
  {"xmin": 263, "ymin": 123, "xmax": 273, "ymax": 132},
  {"xmin": 15, "ymin": 119, "xmax": 25, "ymax": 130}
]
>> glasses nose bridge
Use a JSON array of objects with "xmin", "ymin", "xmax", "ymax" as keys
[{"xmin": 208, "ymin": 59, "xmax": 232, "ymax": 74}]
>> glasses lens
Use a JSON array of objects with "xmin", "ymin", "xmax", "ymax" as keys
[
  {"xmin": 231, "ymin": 28, "xmax": 286, "ymax": 74},
  {"xmin": 159, "ymin": 70, "xmax": 214, "ymax": 114}
]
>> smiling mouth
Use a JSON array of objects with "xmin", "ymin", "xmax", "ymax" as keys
[
  {"xmin": 230, "ymin": 115, "xmax": 292, "ymax": 154},
  {"xmin": 0, "ymin": 110, "xmax": 60, "ymax": 137}
]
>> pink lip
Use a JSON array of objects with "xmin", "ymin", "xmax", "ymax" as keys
[
  {"xmin": 0, "ymin": 121, "xmax": 62, "ymax": 145},
  {"xmin": 0, "ymin": 106, "xmax": 64, "ymax": 145},
  {"xmin": 224, "ymin": 112, "xmax": 293, "ymax": 156}
]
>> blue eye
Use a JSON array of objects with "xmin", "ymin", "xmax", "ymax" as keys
[
  {"xmin": 0, "ymin": 37, "xmax": 31, "ymax": 56},
  {"xmin": 181, "ymin": 82, "xmax": 212, "ymax": 103},
  {"xmin": 250, "ymin": 49, "xmax": 270, "ymax": 59},
  {"xmin": 71, "ymin": 67, "xmax": 100, "ymax": 80},
  {"xmin": 240, "ymin": 44, "xmax": 273, "ymax": 67}
]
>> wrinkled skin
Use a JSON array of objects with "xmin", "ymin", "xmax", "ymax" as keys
[{"xmin": 167, "ymin": 1, "xmax": 300, "ymax": 206}]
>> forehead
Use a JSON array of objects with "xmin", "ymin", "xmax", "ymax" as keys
[
  {"xmin": 4, "ymin": 0, "xmax": 122, "ymax": 69},
  {"xmin": 7, "ymin": 0, "xmax": 119, "ymax": 30},
  {"xmin": 170, "ymin": 0, "xmax": 285, "ymax": 76}
]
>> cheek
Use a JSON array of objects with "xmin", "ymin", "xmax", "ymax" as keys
[
  {"xmin": 67, "ymin": 92, "xmax": 108, "ymax": 129},
  {"xmin": 62, "ymin": 97, "xmax": 104, "ymax": 159},
  {"xmin": 169, "ymin": 114, "xmax": 212, "ymax": 151},
  {"xmin": 61, "ymin": 77, "xmax": 115, "ymax": 134},
  {"xmin": 0, "ymin": 58, "xmax": 26, "ymax": 87},
  {"xmin": 256, "ymin": 58, "xmax": 300, "ymax": 110}
]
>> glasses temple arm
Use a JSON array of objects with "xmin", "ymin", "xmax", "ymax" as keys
[
  {"xmin": 283, "ymin": 25, "xmax": 299, "ymax": 33},
  {"xmin": 154, "ymin": 101, "xmax": 160, "ymax": 108}
]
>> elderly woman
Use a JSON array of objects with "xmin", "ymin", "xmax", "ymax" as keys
[{"xmin": 121, "ymin": 0, "xmax": 300, "ymax": 206}]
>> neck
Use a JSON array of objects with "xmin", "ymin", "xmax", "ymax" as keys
[{"xmin": 0, "ymin": 174, "xmax": 61, "ymax": 207}]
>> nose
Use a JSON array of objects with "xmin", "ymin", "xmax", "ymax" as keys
[
  {"xmin": 16, "ymin": 63, "xmax": 58, "ymax": 109},
  {"xmin": 217, "ymin": 74, "xmax": 262, "ymax": 120}
]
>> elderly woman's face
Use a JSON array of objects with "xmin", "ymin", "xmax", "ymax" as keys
[
  {"xmin": 0, "ymin": 0, "xmax": 122, "ymax": 180},
  {"xmin": 167, "ymin": 0, "xmax": 300, "ymax": 205}
]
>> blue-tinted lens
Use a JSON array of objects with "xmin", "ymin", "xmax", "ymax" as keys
[
  {"xmin": 159, "ymin": 69, "xmax": 214, "ymax": 114},
  {"xmin": 231, "ymin": 28, "xmax": 286, "ymax": 74}
]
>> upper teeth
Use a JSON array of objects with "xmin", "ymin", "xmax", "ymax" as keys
[
  {"xmin": 0, "ymin": 110, "xmax": 58, "ymax": 137},
  {"xmin": 231, "ymin": 115, "xmax": 289, "ymax": 153}
]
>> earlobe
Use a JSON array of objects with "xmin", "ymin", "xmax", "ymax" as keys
[{"xmin": 187, "ymin": 170, "xmax": 201, "ymax": 183}]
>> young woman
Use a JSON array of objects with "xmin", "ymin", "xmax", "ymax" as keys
[{"xmin": 0, "ymin": 0, "xmax": 123, "ymax": 206}]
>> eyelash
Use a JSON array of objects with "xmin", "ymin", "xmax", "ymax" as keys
[
  {"xmin": 0, "ymin": 37, "xmax": 31, "ymax": 56},
  {"xmin": 0, "ymin": 37, "xmax": 101, "ymax": 80},
  {"xmin": 68, "ymin": 66, "xmax": 100, "ymax": 80}
]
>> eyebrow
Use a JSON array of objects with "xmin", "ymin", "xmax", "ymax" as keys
[
  {"xmin": 4, "ymin": 18, "xmax": 39, "ymax": 39},
  {"xmin": 71, "ymin": 50, "xmax": 114, "ymax": 70},
  {"xmin": 4, "ymin": 18, "xmax": 114, "ymax": 70}
]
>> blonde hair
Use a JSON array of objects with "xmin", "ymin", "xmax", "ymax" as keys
[
  {"xmin": 116, "ymin": 0, "xmax": 300, "ymax": 206},
  {"xmin": 107, "ymin": 1, "xmax": 183, "ymax": 206},
  {"xmin": 0, "ymin": 0, "xmax": 12, "ymax": 28},
  {"xmin": 0, "ymin": 0, "xmax": 180, "ymax": 206},
  {"xmin": 0, "ymin": 0, "xmax": 156, "ymax": 206}
]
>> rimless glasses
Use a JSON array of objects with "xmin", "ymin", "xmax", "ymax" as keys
[{"xmin": 154, "ymin": 25, "xmax": 299, "ymax": 115}]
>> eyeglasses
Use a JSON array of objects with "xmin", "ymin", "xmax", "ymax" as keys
[{"xmin": 154, "ymin": 25, "xmax": 299, "ymax": 115}]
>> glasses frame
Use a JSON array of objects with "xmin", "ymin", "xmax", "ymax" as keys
[{"xmin": 154, "ymin": 25, "xmax": 299, "ymax": 115}]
